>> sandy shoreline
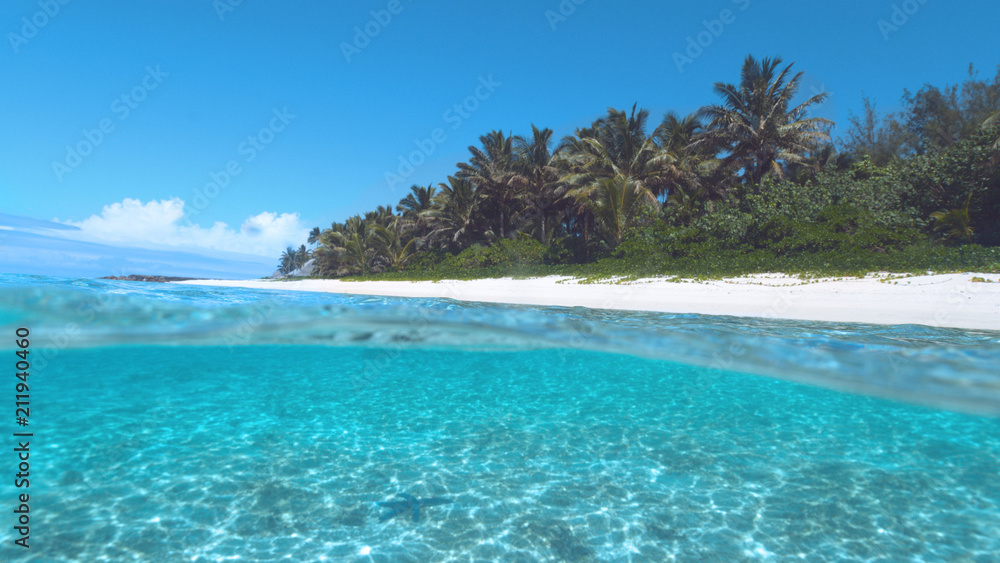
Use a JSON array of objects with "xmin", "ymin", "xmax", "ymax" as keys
[{"xmin": 175, "ymin": 273, "xmax": 1000, "ymax": 330}]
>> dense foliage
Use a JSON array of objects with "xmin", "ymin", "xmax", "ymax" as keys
[{"xmin": 282, "ymin": 56, "xmax": 1000, "ymax": 279}]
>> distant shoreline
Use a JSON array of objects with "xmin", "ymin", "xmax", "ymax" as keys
[{"xmin": 174, "ymin": 273, "xmax": 1000, "ymax": 331}]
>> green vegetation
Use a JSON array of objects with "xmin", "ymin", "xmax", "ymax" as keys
[
  {"xmin": 282, "ymin": 55, "xmax": 1000, "ymax": 281},
  {"xmin": 278, "ymin": 244, "xmax": 312, "ymax": 275}
]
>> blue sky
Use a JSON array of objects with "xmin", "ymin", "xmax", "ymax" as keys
[{"xmin": 1, "ymin": 0, "xmax": 998, "ymax": 278}]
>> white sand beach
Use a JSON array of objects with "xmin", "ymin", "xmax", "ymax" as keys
[{"xmin": 175, "ymin": 273, "xmax": 1000, "ymax": 331}]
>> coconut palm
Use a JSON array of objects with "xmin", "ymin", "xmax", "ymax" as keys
[
  {"xmin": 654, "ymin": 111, "xmax": 725, "ymax": 207},
  {"xmin": 366, "ymin": 205, "xmax": 396, "ymax": 226},
  {"xmin": 329, "ymin": 215, "xmax": 380, "ymax": 275},
  {"xmin": 396, "ymin": 184, "xmax": 437, "ymax": 232},
  {"xmin": 374, "ymin": 217, "xmax": 418, "ymax": 271},
  {"xmin": 513, "ymin": 124, "xmax": 566, "ymax": 245},
  {"xmin": 310, "ymin": 241, "xmax": 339, "ymax": 276},
  {"xmin": 555, "ymin": 106, "xmax": 676, "ymax": 248},
  {"xmin": 278, "ymin": 246, "xmax": 297, "ymax": 275},
  {"xmin": 457, "ymin": 130, "xmax": 522, "ymax": 240},
  {"xmin": 307, "ymin": 227, "xmax": 321, "ymax": 245},
  {"xmin": 665, "ymin": 185, "xmax": 708, "ymax": 227},
  {"xmin": 293, "ymin": 244, "xmax": 312, "ymax": 270},
  {"xmin": 931, "ymin": 192, "xmax": 975, "ymax": 244},
  {"xmin": 423, "ymin": 176, "xmax": 481, "ymax": 251},
  {"xmin": 697, "ymin": 55, "xmax": 833, "ymax": 190},
  {"xmin": 567, "ymin": 175, "xmax": 658, "ymax": 248},
  {"xmin": 784, "ymin": 144, "xmax": 855, "ymax": 185},
  {"xmin": 312, "ymin": 221, "xmax": 350, "ymax": 276},
  {"xmin": 656, "ymin": 112, "xmax": 705, "ymax": 155},
  {"xmin": 558, "ymin": 105, "xmax": 671, "ymax": 198}
]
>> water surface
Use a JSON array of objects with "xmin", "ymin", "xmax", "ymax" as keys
[{"xmin": 1, "ymin": 274, "xmax": 998, "ymax": 561}]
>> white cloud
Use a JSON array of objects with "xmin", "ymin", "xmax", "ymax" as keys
[{"xmin": 56, "ymin": 198, "xmax": 309, "ymax": 257}]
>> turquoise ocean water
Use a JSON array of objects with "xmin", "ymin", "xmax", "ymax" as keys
[{"xmin": 1, "ymin": 273, "xmax": 998, "ymax": 562}]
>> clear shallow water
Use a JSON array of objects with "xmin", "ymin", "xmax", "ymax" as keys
[{"xmin": 1, "ymin": 274, "xmax": 999, "ymax": 561}]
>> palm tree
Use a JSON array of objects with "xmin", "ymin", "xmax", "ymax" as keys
[
  {"xmin": 555, "ymin": 105, "xmax": 675, "ymax": 249},
  {"xmin": 329, "ymin": 216, "xmax": 380, "ymax": 275},
  {"xmin": 697, "ymin": 55, "xmax": 833, "ymax": 190},
  {"xmin": 374, "ymin": 217, "xmax": 418, "ymax": 270},
  {"xmin": 312, "ymin": 220, "xmax": 353, "ymax": 276},
  {"xmin": 307, "ymin": 227, "xmax": 321, "ymax": 245},
  {"xmin": 665, "ymin": 184, "xmax": 708, "ymax": 227},
  {"xmin": 424, "ymin": 176, "xmax": 480, "ymax": 251},
  {"xmin": 654, "ymin": 111, "xmax": 725, "ymax": 209},
  {"xmin": 784, "ymin": 144, "xmax": 855, "ymax": 185},
  {"xmin": 513, "ymin": 124, "xmax": 565, "ymax": 245},
  {"xmin": 396, "ymin": 185, "xmax": 437, "ymax": 244},
  {"xmin": 294, "ymin": 244, "xmax": 312, "ymax": 270},
  {"xmin": 366, "ymin": 205, "xmax": 395, "ymax": 225},
  {"xmin": 396, "ymin": 184, "xmax": 437, "ymax": 232},
  {"xmin": 457, "ymin": 130, "xmax": 522, "ymax": 239},
  {"xmin": 931, "ymin": 192, "xmax": 975, "ymax": 244},
  {"xmin": 558, "ymin": 105, "xmax": 670, "ymax": 198},
  {"xmin": 567, "ymin": 175, "xmax": 658, "ymax": 248},
  {"xmin": 278, "ymin": 246, "xmax": 297, "ymax": 275}
]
